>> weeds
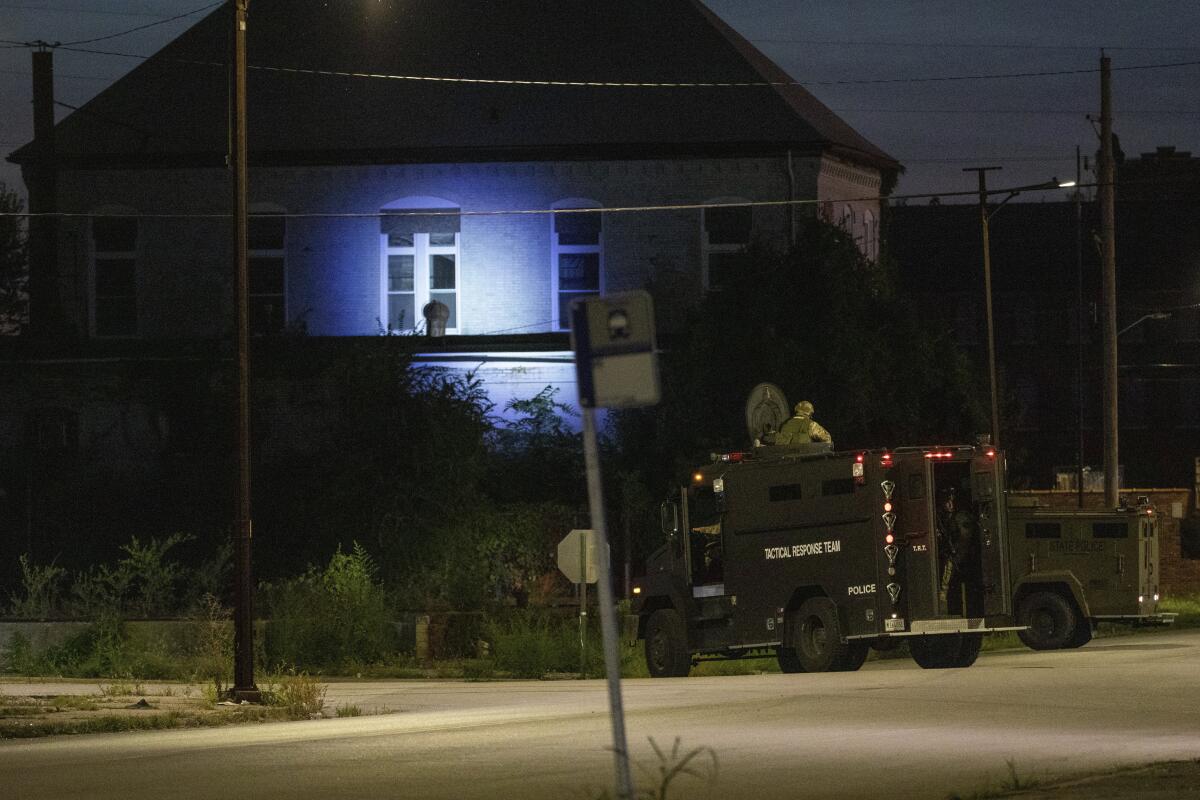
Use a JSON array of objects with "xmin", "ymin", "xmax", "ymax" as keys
[
  {"xmin": 335, "ymin": 704, "xmax": 362, "ymax": 718},
  {"xmin": 8, "ymin": 556, "xmax": 66, "ymax": 619},
  {"xmin": 264, "ymin": 670, "xmax": 327, "ymax": 719},
  {"xmin": 592, "ymin": 737, "xmax": 719, "ymax": 800}
]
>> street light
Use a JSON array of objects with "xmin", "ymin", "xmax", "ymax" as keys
[
  {"xmin": 964, "ymin": 168, "xmax": 1076, "ymax": 448},
  {"xmin": 1118, "ymin": 312, "xmax": 1171, "ymax": 337}
]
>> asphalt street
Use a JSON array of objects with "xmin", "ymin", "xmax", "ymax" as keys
[{"xmin": 4, "ymin": 629, "xmax": 1200, "ymax": 800}]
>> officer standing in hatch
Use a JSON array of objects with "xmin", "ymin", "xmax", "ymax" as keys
[{"xmin": 775, "ymin": 400, "xmax": 832, "ymax": 445}]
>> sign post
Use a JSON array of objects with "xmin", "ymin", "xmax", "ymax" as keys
[
  {"xmin": 570, "ymin": 291, "xmax": 659, "ymax": 800},
  {"xmin": 557, "ymin": 528, "xmax": 600, "ymax": 676}
]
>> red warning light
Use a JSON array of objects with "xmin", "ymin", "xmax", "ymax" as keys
[
  {"xmin": 885, "ymin": 533, "xmax": 895, "ymax": 544},
  {"xmin": 883, "ymin": 501, "xmax": 893, "ymax": 513},
  {"xmin": 855, "ymin": 453, "xmax": 865, "ymax": 464},
  {"xmin": 986, "ymin": 449, "xmax": 996, "ymax": 458}
]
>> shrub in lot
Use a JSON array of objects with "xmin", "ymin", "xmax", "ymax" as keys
[{"xmin": 263, "ymin": 543, "xmax": 396, "ymax": 671}]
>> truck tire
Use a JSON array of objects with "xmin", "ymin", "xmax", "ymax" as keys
[
  {"xmin": 791, "ymin": 598, "xmax": 852, "ymax": 673},
  {"xmin": 907, "ymin": 638, "xmax": 964, "ymax": 671},
  {"xmin": 834, "ymin": 642, "xmax": 870, "ymax": 672},
  {"xmin": 644, "ymin": 609, "xmax": 691, "ymax": 678},
  {"xmin": 1016, "ymin": 591, "xmax": 1076, "ymax": 651},
  {"xmin": 777, "ymin": 645, "xmax": 802, "ymax": 673},
  {"xmin": 949, "ymin": 633, "xmax": 983, "ymax": 667},
  {"xmin": 1065, "ymin": 619, "xmax": 1094, "ymax": 649}
]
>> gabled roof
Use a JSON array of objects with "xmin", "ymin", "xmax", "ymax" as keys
[{"xmin": 9, "ymin": 0, "xmax": 897, "ymax": 172}]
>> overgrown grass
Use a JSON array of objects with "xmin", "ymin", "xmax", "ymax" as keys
[
  {"xmin": 263, "ymin": 670, "xmax": 327, "ymax": 719},
  {"xmin": 1160, "ymin": 594, "xmax": 1200, "ymax": 626},
  {"xmin": 0, "ymin": 705, "xmax": 292, "ymax": 740}
]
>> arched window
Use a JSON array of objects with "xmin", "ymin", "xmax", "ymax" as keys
[
  {"xmin": 90, "ymin": 206, "xmax": 139, "ymax": 338},
  {"xmin": 862, "ymin": 209, "xmax": 877, "ymax": 261},
  {"xmin": 551, "ymin": 199, "xmax": 603, "ymax": 330},
  {"xmin": 702, "ymin": 197, "xmax": 752, "ymax": 290},
  {"xmin": 379, "ymin": 196, "xmax": 461, "ymax": 333},
  {"xmin": 249, "ymin": 202, "xmax": 287, "ymax": 335}
]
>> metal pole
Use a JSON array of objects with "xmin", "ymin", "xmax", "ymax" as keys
[
  {"xmin": 581, "ymin": 407, "xmax": 634, "ymax": 800},
  {"xmin": 1099, "ymin": 53, "xmax": 1120, "ymax": 508},
  {"xmin": 230, "ymin": 0, "xmax": 259, "ymax": 701},
  {"xmin": 1075, "ymin": 146, "xmax": 1085, "ymax": 508},
  {"xmin": 579, "ymin": 545, "xmax": 587, "ymax": 677},
  {"xmin": 965, "ymin": 166, "xmax": 1003, "ymax": 448}
]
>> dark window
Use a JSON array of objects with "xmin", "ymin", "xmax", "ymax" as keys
[
  {"xmin": 92, "ymin": 217, "xmax": 137, "ymax": 252},
  {"xmin": 249, "ymin": 217, "xmax": 286, "ymax": 334},
  {"xmin": 821, "ymin": 478, "xmax": 855, "ymax": 497},
  {"xmin": 1025, "ymin": 522, "xmax": 1062, "ymax": 539},
  {"xmin": 704, "ymin": 206, "xmax": 752, "ymax": 245},
  {"xmin": 1093, "ymin": 522, "xmax": 1128, "ymax": 539},
  {"xmin": 558, "ymin": 253, "xmax": 599, "ymax": 291},
  {"xmin": 248, "ymin": 216, "xmax": 284, "ymax": 251},
  {"xmin": 555, "ymin": 212, "xmax": 601, "ymax": 246},
  {"xmin": 769, "ymin": 483, "xmax": 803, "ymax": 502},
  {"xmin": 93, "ymin": 218, "xmax": 138, "ymax": 337}
]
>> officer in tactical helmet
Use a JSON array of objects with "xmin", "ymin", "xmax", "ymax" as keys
[
  {"xmin": 936, "ymin": 487, "xmax": 979, "ymax": 614},
  {"xmin": 774, "ymin": 400, "xmax": 832, "ymax": 445}
]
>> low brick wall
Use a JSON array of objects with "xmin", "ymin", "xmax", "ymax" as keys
[{"xmin": 1012, "ymin": 489, "xmax": 1200, "ymax": 595}]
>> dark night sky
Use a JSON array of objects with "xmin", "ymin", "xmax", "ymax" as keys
[{"xmin": 1, "ymin": 0, "xmax": 1198, "ymax": 202}]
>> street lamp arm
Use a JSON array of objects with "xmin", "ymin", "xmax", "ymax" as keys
[{"xmin": 1117, "ymin": 312, "xmax": 1172, "ymax": 337}]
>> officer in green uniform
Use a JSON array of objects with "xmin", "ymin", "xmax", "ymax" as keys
[
  {"xmin": 936, "ymin": 488, "xmax": 979, "ymax": 614},
  {"xmin": 775, "ymin": 401, "xmax": 832, "ymax": 445}
]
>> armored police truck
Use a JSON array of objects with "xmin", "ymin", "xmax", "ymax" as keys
[
  {"xmin": 1007, "ymin": 498, "xmax": 1175, "ymax": 650},
  {"xmin": 632, "ymin": 441, "xmax": 1021, "ymax": 676}
]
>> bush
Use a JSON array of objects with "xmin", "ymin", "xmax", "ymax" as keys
[
  {"xmin": 8, "ymin": 556, "xmax": 66, "ymax": 619},
  {"xmin": 264, "ymin": 543, "xmax": 397, "ymax": 671},
  {"xmin": 489, "ymin": 611, "xmax": 598, "ymax": 678}
]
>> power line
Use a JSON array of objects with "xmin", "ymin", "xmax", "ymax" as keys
[
  {"xmin": 57, "ymin": 1, "xmax": 222, "ymax": 47},
  {"xmin": 0, "ymin": 4, "xmax": 173, "ymax": 17},
  {"xmin": 750, "ymin": 38, "xmax": 1200, "ymax": 53},
  {"xmin": 0, "ymin": 182, "xmax": 1102, "ymax": 221},
  {"xmin": 45, "ymin": 44, "xmax": 1200, "ymax": 88}
]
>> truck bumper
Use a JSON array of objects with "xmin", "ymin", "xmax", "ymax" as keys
[
  {"xmin": 847, "ymin": 617, "xmax": 1026, "ymax": 639},
  {"xmin": 1091, "ymin": 612, "xmax": 1178, "ymax": 626}
]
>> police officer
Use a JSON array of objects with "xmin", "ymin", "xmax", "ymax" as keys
[
  {"xmin": 775, "ymin": 400, "xmax": 832, "ymax": 445},
  {"xmin": 936, "ymin": 488, "xmax": 979, "ymax": 614}
]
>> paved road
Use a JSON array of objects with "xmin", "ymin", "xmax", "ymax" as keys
[{"xmin": 4, "ymin": 630, "xmax": 1200, "ymax": 800}]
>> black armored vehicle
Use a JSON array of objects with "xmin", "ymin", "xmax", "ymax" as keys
[
  {"xmin": 633, "ymin": 433, "xmax": 1022, "ymax": 676},
  {"xmin": 1007, "ymin": 497, "xmax": 1175, "ymax": 650}
]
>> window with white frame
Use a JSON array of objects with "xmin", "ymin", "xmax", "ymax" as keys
[
  {"xmin": 381, "ymin": 207, "xmax": 460, "ymax": 333},
  {"xmin": 862, "ymin": 208, "xmax": 877, "ymax": 260},
  {"xmin": 91, "ymin": 216, "xmax": 138, "ymax": 337},
  {"xmin": 551, "ymin": 203, "xmax": 602, "ymax": 330},
  {"xmin": 702, "ymin": 203, "xmax": 752, "ymax": 290},
  {"xmin": 249, "ymin": 215, "xmax": 286, "ymax": 335}
]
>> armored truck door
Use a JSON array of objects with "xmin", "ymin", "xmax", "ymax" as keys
[
  {"xmin": 1087, "ymin": 517, "xmax": 1136, "ymax": 612},
  {"xmin": 971, "ymin": 454, "xmax": 1011, "ymax": 617},
  {"xmin": 1141, "ymin": 515, "xmax": 1160, "ymax": 601}
]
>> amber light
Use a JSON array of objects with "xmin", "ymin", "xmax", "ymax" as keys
[{"xmin": 692, "ymin": 472, "xmax": 704, "ymax": 483}]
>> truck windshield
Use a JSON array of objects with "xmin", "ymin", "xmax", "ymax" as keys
[{"xmin": 690, "ymin": 486, "xmax": 721, "ymax": 529}]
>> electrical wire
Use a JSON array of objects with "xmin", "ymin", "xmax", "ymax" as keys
[
  {"xmin": 0, "ymin": 182, "xmax": 1105, "ymax": 220},
  {"xmin": 45, "ymin": 44, "xmax": 1200, "ymax": 89},
  {"xmin": 750, "ymin": 38, "xmax": 1200, "ymax": 53},
  {"xmin": 57, "ymin": 1, "xmax": 223, "ymax": 47}
]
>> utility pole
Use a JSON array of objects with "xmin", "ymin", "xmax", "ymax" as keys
[
  {"xmin": 28, "ymin": 44, "xmax": 62, "ymax": 343},
  {"xmin": 1074, "ymin": 145, "xmax": 1085, "ymax": 509},
  {"xmin": 1099, "ymin": 53, "xmax": 1119, "ymax": 508},
  {"xmin": 230, "ymin": 0, "xmax": 259, "ymax": 702},
  {"xmin": 964, "ymin": 166, "xmax": 1003, "ymax": 448}
]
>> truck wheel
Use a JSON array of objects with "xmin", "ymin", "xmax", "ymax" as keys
[
  {"xmin": 1065, "ymin": 620, "xmax": 1094, "ymax": 649},
  {"xmin": 834, "ymin": 641, "xmax": 869, "ymax": 672},
  {"xmin": 949, "ymin": 633, "xmax": 983, "ymax": 668},
  {"xmin": 791, "ymin": 598, "xmax": 851, "ymax": 673},
  {"xmin": 777, "ymin": 645, "xmax": 802, "ymax": 673},
  {"xmin": 910, "ymin": 635, "xmax": 965, "ymax": 669},
  {"xmin": 1016, "ymin": 591, "xmax": 1076, "ymax": 651},
  {"xmin": 644, "ymin": 609, "xmax": 691, "ymax": 678}
]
